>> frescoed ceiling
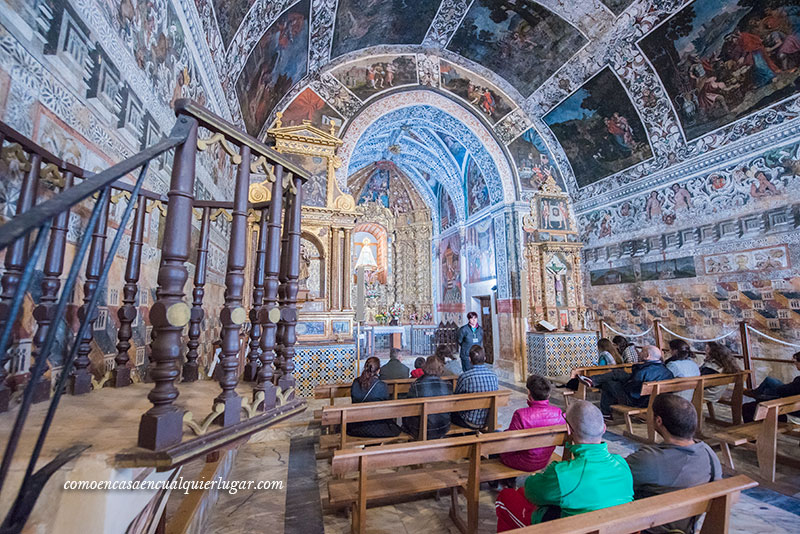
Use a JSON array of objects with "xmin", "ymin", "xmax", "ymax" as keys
[{"xmin": 185, "ymin": 0, "xmax": 800, "ymax": 215}]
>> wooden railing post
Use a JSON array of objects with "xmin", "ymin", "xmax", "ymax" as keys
[
  {"xmin": 0, "ymin": 152, "xmax": 40, "ymax": 411},
  {"xmin": 70, "ymin": 186, "xmax": 111, "ymax": 395},
  {"xmin": 599, "ymin": 320, "xmax": 607, "ymax": 340},
  {"xmin": 244, "ymin": 209, "xmax": 268, "ymax": 382},
  {"xmin": 183, "ymin": 206, "xmax": 211, "ymax": 382},
  {"xmin": 276, "ymin": 172, "xmax": 304, "ymax": 392},
  {"xmin": 113, "ymin": 194, "xmax": 146, "ymax": 388},
  {"xmin": 138, "ymin": 115, "xmax": 198, "ymax": 451},
  {"xmin": 739, "ymin": 321, "xmax": 754, "ymax": 389},
  {"xmin": 255, "ymin": 166, "xmax": 285, "ymax": 411},
  {"xmin": 653, "ymin": 319, "xmax": 664, "ymax": 351},
  {"xmin": 31, "ymin": 170, "xmax": 74, "ymax": 402},
  {"xmin": 213, "ymin": 144, "xmax": 251, "ymax": 427}
]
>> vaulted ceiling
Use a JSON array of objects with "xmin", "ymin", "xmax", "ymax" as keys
[{"xmin": 184, "ymin": 0, "xmax": 800, "ymax": 220}]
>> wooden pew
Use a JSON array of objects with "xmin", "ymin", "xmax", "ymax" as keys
[
  {"xmin": 612, "ymin": 372, "xmax": 749, "ymax": 442},
  {"xmin": 506, "ymin": 475, "xmax": 757, "ymax": 534},
  {"xmin": 314, "ymin": 376, "xmax": 460, "ymax": 406},
  {"xmin": 329, "ymin": 425, "xmax": 568, "ymax": 534},
  {"xmin": 715, "ymin": 394, "xmax": 800, "ymax": 482},
  {"xmin": 561, "ymin": 364, "xmax": 633, "ymax": 406},
  {"xmin": 320, "ymin": 389, "xmax": 511, "ymax": 452}
]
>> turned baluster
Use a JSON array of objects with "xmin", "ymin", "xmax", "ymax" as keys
[
  {"xmin": 255, "ymin": 166, "xmax": 285, "ymax": 410},
  {"xmin": 70, "ymin": 187, "xmax": 111, "ymax": 395},
  {"xmin": 275, "ymin": 171, "xmax": 305, "ymax": 392},
  {"xmin": 244, "ymin": 208, "xmax": 268, "ymax": 381},
  {"xmin": 213, "ymin": 144, "xmax": 250, "ymax": 426},
  {"xmin": 183, "ymin": 206, "xmax": 211, "ymax": 382},
  {"xmin": 138, "ymin": 116, "xmax": 197, "ymax": 451},
  {"xmin": 31, "ymin": 170, "xmax": 74, "ymax": 403},
  {"xmin": 0, "ymin": 152, "xmax": 40, "ymax": 412},
  {"xmin": 112, "ymin": 194, "xmax": 146, "ymax": 388}
]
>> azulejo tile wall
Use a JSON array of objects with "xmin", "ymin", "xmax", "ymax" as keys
[
  {"xmin": 293, "ymin": 343, "xmax": 356, "ymax": 397},
  {"xmin": 526, "ymin": 332, "xmax": 598, "ymax": 378}
]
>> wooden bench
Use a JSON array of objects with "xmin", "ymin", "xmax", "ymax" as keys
[
  {"xmin": 329, "ymin": 425, "xmax": 568, "ymax": 534},
  {"xmin": 612, "ymin": 372, "xmax": 749, "ymax": 442},
  {"xmin": 320, "ymin": 389, "xmax": 511, "ymax": 452},
  {"xmin": 715, "ymin": 394, "xmax": 800, "ymax": 482},
  {"xmin": 561, "ymin": 364, "xmax": 633, "ymax": 406},
  {"xmin": 506, "ymin": 474, "xmax": 757, "ymax": 534},
  {"xmin": 314, "ymin": 376, "xmax": 460, "ymax": 406}
]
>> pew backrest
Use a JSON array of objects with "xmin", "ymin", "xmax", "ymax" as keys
[
  {"xmin": 754, "ymin": 394, "xmax": 800, "ymax": 421},
  {"xmin": 314, "ymin": 376, "xmax": 459, "ymax": 403},
  {"xmin": 508, "ymin": 475, "xmax": 757, "ymax": 534}
]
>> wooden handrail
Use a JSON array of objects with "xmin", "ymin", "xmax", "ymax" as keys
[{"xmin": 754, "ymin": 394, "xmax": 800, "ymax": 420}]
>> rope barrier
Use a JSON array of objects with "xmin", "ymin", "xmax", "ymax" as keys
[
  {"xmin": 746, "ymin": 324, "xmax": 800, "ymax": 349},
  {"xmin": 658, "ymin": 324, "xmax": 736, "ymax": 343},
  {"xmin": 601, "ymin": 321, "xmax": 653, "ymax": 338}
]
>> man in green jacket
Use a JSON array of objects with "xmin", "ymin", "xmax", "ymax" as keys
[{"xmin": 495, "ymin": 400, "xmax": 633, "ymax": 530}]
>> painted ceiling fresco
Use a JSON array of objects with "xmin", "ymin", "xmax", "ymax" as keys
[{"xmin": 212, "ymin": 0, "xmax": 256, "ymax": 47}]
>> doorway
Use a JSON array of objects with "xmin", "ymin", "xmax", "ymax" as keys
[{"xmin": 477, "ymin": 295, "xmax": 494, "ymax": 364}]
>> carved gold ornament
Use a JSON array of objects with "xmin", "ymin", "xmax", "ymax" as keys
[{"xmin": 197, "ymin": 132, "xmax": 242, "ymax": 164}]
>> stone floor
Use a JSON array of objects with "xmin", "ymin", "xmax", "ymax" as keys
[{"xmin": 203, "ymin": 381, "xmax": 800, "ymax": 534}]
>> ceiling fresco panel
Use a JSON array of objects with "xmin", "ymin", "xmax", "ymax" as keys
[
  {"xmin": 330, "ymin": 0, "xmax": 442, "ymax": 58},
  {"xmin": 508, "ymin": 127, "xmax": 565, "ymax": 192},
  {"xmin": 439, "ymin": 60, "xmax": 514, "ymax": 124},
  {"xmin": 277, "ymin": 87, "xmax": 343, "ymax": 130},
  {"xmin": 639, "ymin": 0, "xmax": 800, "ymax": 141},
  {"xmin": 331, "ymin": 55, "xmax": 418, "ymax": 101},
  {"xmin": 446, "ymin": 0, "xmax": 587, "ymax": 97},
  {"xmin": 213, "ymin": 0, "xmax": 256, "ymax": 47},
  {"xmin": 601, "ymin": 0, "xmax": 636, "ymax": 17},
  {"xmin": 235, "ymin": 0, "xmax": 310, "ymax": 136},
  {"xmin": 544, "ymin": 68, "xmax": 653, "ymax": 188}
]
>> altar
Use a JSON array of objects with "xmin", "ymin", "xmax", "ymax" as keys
[
  {"xmin": 526, "ymin": 331, "xmax": 598, "ymax": 377},
  {"xmin": 371, "ymin": 325, "xmax": 407, "ymax": 350}
]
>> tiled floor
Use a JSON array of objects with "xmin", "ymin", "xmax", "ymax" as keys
[{"xmin": 204, "ymin": 381, "xmax": 800, "ymax": 534}]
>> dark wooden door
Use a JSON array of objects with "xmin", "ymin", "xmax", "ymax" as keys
[{"xmin": 478, "ymin": 296, "xmax": 494, "ymax": 364}]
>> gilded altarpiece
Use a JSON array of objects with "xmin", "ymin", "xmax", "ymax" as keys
[
  {"xmin": 522, "ymin": 177, "xmax": 596, "ymax": 377},
  {"xmin": 249, "ymin": 115, "xmax": 358, "ymax": 342}
]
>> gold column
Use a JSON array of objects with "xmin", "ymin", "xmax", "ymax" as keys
[
  {"xmin": 331, "ymin": 227, "xmax": 342, "ymax": 311},
  {"xmin": 342, "ymin": 227, "xmax": 352, "ymax": 310}
]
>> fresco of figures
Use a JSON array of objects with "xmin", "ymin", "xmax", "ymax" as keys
[
  {"xmin": 439, "ymin": 233, "xmax": 463, "ymax": 310},
  {"xmin": 579, "ymin": 139, "xmax": 800, "ymax": 243},
  {"xmin": 544, "ymin": 68, "xmax": 653, "ymax": 187},
  {"xmin": 331, "ymin": 55, "xmax": 417, "ymax": 101},
  {"xmin": 466, "ymin": 218, "xmax": 496, "ymax": 283},
  {"xmin": 447, "ymin": 0, "xmax": 587, "ymax": 97},
  {"xmin": 212, "ymin": 0, "xmax": 256, "ymax": 46},
  {"xmin": 351, "ymin": 162, "xmax": 421, "ymax": 217},
  {"xmin": 277, "ymin": 88, "xmax": 343, "ymax": 131},
  {"xmin": 435, "ymin": 132, "xmax": 468, "ymax": 167},
  {"xmin": 509, "ymin": 128, "xmax": 565, "ymax": 192},
  {"xmin": 439, "ymin": 61, "xmax": 514, "ymax": 124},
  {"xmin": 640, "ymin": 0, "xmax": 800, "ymax": 140},
  {"xmin": 439, "ymin": 188, "xmax": 457, "ymax": 232},
  {"xmin": 100, "ymin": 0, "xmax": 207, "ymax": 109},
  {"xmin": 703, "ymin": 244, "xmax": 790, "ymax": 274},
  {"xmin": 236, "ymin": 0, "xmax": 310, "ymax": 136},
  {"xmin": 331, "ymin": 0, "xmax": 441, "ymax": 58},
  {"xmin": 465, "ymin": 157, "xmax": 490, "ymax": 216}
]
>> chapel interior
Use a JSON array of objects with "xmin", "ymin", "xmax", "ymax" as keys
[{"xmin": 0, "ymin": 0, "xmax": 799, "ymax": 533}]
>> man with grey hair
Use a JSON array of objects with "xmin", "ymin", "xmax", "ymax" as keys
[
  {"xmin": 573, "ymin": 344, "xmax": 674, "ymax": 417},
  {"xmin": 495, "ymin": 400, "xmax": 633, "ymax": 530}
]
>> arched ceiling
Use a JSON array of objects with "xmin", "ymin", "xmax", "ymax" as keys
[{"xmin": 186, "ymin": 0, "xmax": 800, "ymax": 211}]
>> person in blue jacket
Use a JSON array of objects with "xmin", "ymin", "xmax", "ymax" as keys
[{"xmin": 457, "ymin": 311, "xmax": 483, "ymax": 372}]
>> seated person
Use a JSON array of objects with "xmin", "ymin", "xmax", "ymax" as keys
[
  {"xmin": 665, "ymin": 339, "xmax": 700, "ymax": 402},
  {"xmin": 500, "ymin": 375, "xmax": 566, "ymax": 472},
  {"xmin": 742, "ymin": 351, "xmax": 800, "ymax": 422},
  {"xmin": 402, "ymin": 355, "xmax": 453, "ymax": 439},
  {"xmin": 347, "ymin": 356, "xmax": 402, "ymax": 438},
  {"xmin": 576, "ymin": 345, "xmax": 673, "ymax": 417},
  {"xmin": 626, "ymin": 394, "xmax": 721, "ymax": 534},
  {"xmin": 437, "ymin": 344, "xmax": 462, "ymax": 376},
  {"xmin": 410, "ymin": 356, "xmax": 426, "ymax": 378},
  {"xmin": 495, "ymin": 400, "xmax": 633, "ymax": 530},
  {"xmin": 613, "ymin": 335, "xmax": 640, "ymax": 364},
  {"xmin": 700, "ymin": 342, "xmax": 740, "ymax": 403},
  {"xmin": 380, "ymin": 347, "xmax": 410, "ymax": 379},
  {"xmin": 452, "ymin": 345, "xmax": 499, "ymax": 429},
  {"xmin": 597, "ymin": 338, "xmax": 623, "ymax": 366}
]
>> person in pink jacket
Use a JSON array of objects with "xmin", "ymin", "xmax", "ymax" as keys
[{"xmin": 500, "ymin": 375, "xmax": 566, "ymax": 472}]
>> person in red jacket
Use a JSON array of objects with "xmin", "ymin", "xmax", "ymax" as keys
[{"xmin": 500, "ymin": 375, "xmax": 566, "ymax": 472}]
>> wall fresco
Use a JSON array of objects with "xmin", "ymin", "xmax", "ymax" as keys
[
  {"xmin": 465, "ymin": 156, "xmax": 490, "ymax": 216},
  {"xmin": 277, "ymin": 87, "xmax": 343, "ymax": 130},
  {"xmin": 703, "ymin": 244, "xmax": 791, "ymax": 274},
  {"xmin": 439, "ymin": 232, "xmax": 463, "ymax": 311},
  {"xmin": 439, "ymin": 60, "xmax": 513, "ymax": 124},
  {"xmin": 440, "ymin": 188, "xmax": 457, "ymax": 232},
  {"xmin": 331, "ymin": 55, "xmax": 417, "ymax": 101},
  {"xmin": 466, "ymin": 218, "xmax": 496, "ymax": 283},
  {"xmin": 508, "ymin": 127, "xmax": 565, "ymax": 192}
]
